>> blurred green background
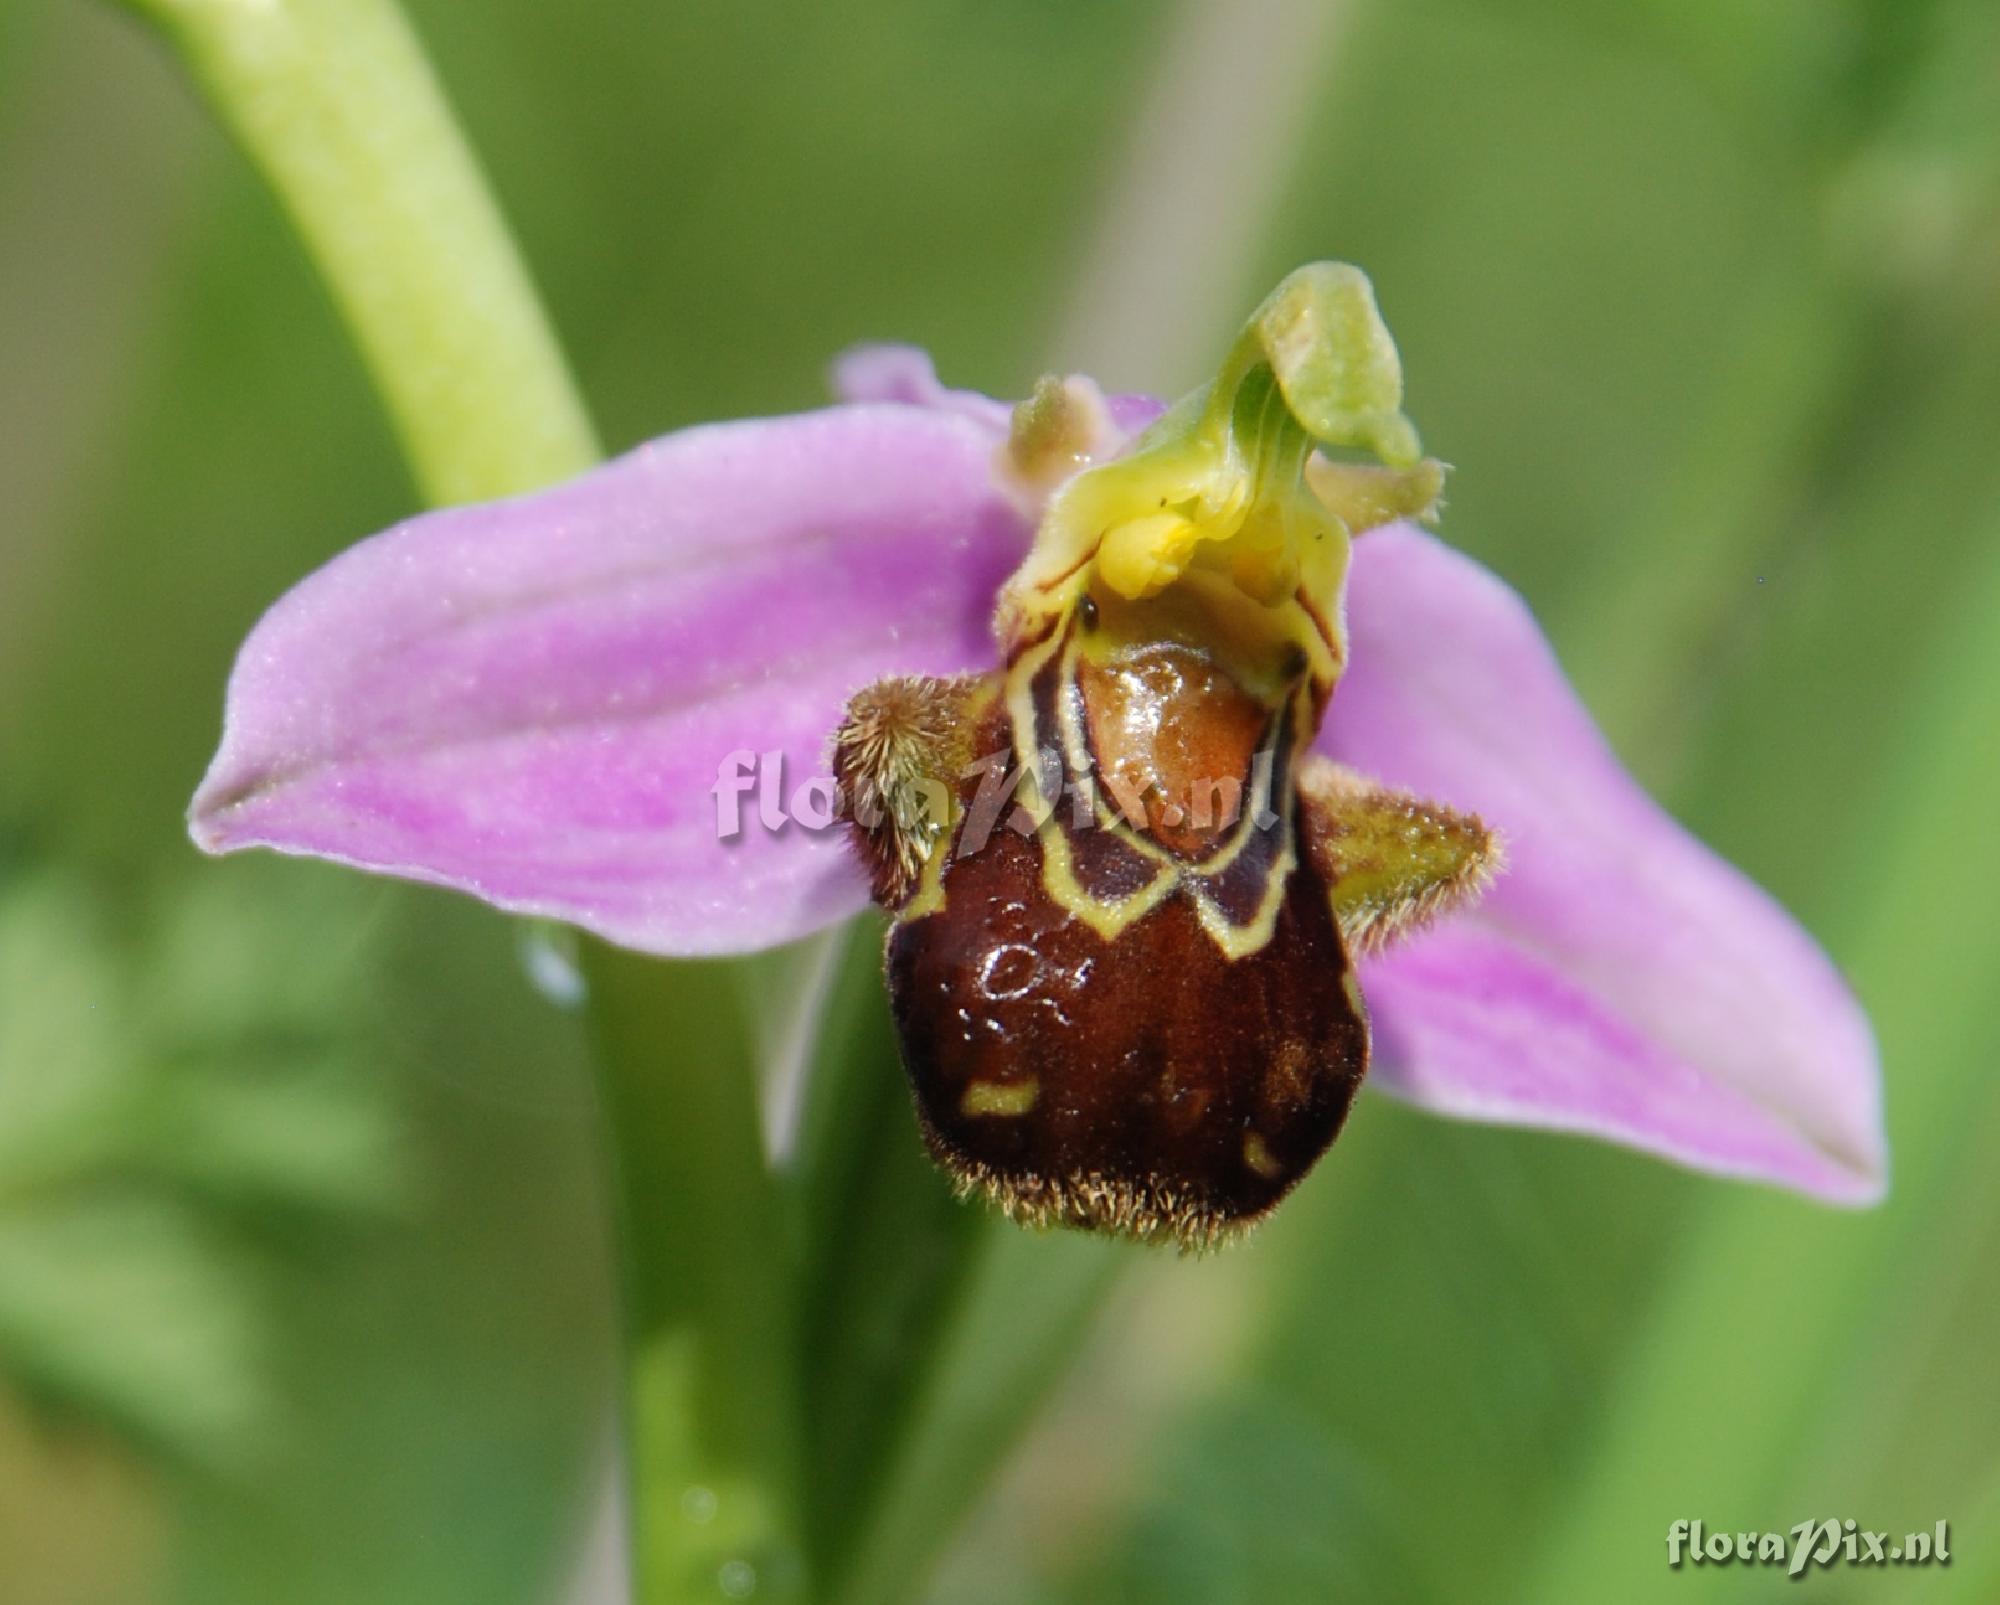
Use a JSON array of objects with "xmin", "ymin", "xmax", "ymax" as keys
[{"xmin": 3, "ymin": 0, "xmax": 1998, "ymax": 1600}]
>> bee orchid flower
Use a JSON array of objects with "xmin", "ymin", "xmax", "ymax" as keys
[{"xmin": 189, "ymin": 266, "xmax": 1883, "ymax": 1243}]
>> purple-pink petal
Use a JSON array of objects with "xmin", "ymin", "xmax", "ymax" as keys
[
  {"xmin": 829, "ymin": 345, "xmax": 1015, "ymax": 436},
  {"xmin": 1328, "ymin": 526, "xmax": 1885, "ymax": 1202},
  {"xmin": 190, "ymin": 404, "xmax": 1029, "ymax": 955},
  {"xmin": 831, "ymin": 343, "xmax": 1165, "ymax": 444}
]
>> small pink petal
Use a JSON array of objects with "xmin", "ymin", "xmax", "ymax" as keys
[
  {"xmin": 190, "ymin": 404, "xmax": 1028, "ymax": 956},
  {"xmin": 1328, "ymin": 526, "xmax": 1884, "ymax": 1203},
  {"xmin": 829, "ymin": 345, "xmax": 1015, "ymax": 435},
  {"xmin": 830, "ymin": 343, "xmax": 1164, "ymax": 444}
]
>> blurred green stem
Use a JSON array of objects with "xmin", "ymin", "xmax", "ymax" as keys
[
  {"xmin": 588, "ymin": 950, "xmax": 808, "ymax": 1603},
  {"xmin": 116, "ymin": 0, "xmax": 597, "ymax": 503},
  {"xmin": 115, "ymin": 1, "xmax": 803, "ymax": 1599}
]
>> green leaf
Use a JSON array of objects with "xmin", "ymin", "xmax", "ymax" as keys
[
  {"xmin": 0, "ymin": 1196, "xmax": 261, "ymax": 1464},
  {"xmin": 0, "ymin": 868, "xmax": 400, "ymax": 1470}
]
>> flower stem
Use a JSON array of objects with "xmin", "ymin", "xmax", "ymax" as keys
[
  {"xmin": 116, "ymin": 0, "xmax": 599, "ymax": 501},
  {"xmin": 115, "ymin": 3, "xmax": 802, "ymax": 1599},
  {"xmin": 586, "ymin": 949, "xmax": 809, "ymax": 1605}
]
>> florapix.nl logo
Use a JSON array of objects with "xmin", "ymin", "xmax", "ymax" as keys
[
  {"xmin": 710, "ymin": 745, "xmax": 1281, "ymax": 853},
  {"xmin": 1666, "ymin": 1519, "xmax": 1950, "ymax": 1579}
]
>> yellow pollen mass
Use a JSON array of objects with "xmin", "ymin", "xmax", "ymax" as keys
[{"xmin": 1096, "ymin": 511, "xmax": 1204, "ymax": 600}]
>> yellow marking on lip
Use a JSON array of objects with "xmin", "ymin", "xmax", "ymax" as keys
[
  {"xmin": 1036, "ymin": 812, "xmax": 1177, "ymax": 941},
  {"xmin": 1187, "ymin": 823, "xmax": 1295, "ymax": 959},
  {"xmin": 1243, "ymin": 1132, "xmax": 1284, "ymax": 1180},
  {"xmin": 1002, "ymin": 623, "xmax": 1309, "ymax": 958},
  {"xmin": 1004, "ymin": 632, "xmax": 1176, "ymax": 941},
  {"xmin": 962, "ymin": 1079, "xmax": 1040, "ymax": 1117}
]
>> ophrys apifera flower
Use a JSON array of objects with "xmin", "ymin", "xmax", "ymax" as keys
[{"xmin": 190, "ymin": 266, "xmax": 1884, "ymax": 1246}]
